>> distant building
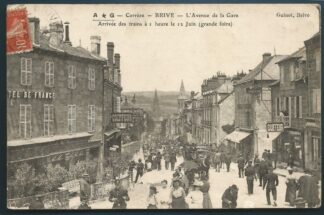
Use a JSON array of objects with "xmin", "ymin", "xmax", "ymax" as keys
[{"xmin": 152, "ymin": 89, "xmax": 161, "ymax": 119}]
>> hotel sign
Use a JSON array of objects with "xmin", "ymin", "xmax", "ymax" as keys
[
  {"xmin": 111, "ymin": 113, "xmax": 133, "ymax": 123},
  {"xmin": 8, "ymin": 90, "xmax": 55, "ymax": 99},
  {"xmin": 266, "ymin": 122, "xmax": 284, "ymax": 132}
]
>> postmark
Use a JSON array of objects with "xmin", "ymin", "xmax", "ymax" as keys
[{"xmin": 6, "ymin": 7, "xmax": 33, "ymax": 55}]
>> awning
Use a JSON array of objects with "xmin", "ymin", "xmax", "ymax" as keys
[{"xmin": 225, "ymin": 130, "xmax": 251, "ymax": 143}]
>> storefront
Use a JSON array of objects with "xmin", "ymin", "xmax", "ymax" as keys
[
  {"xmin": 224, "ymin": 130, "xmax": 252, "ymax": 160},
  {"xmin": 305, "ymin": 121, "xmax": 321, "ymax": 171}
]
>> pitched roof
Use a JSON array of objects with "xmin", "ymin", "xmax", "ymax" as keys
[
  {"xmin": 36, "ymin": 35, "xmax": 106, "ymax": 62},
  {"xmin": 235, "ymin": 55, "xmax": 287, "ymax": 85},
  {"xmin": 276, "ymin": 47, "xmax": 306, "ymax": 64}
]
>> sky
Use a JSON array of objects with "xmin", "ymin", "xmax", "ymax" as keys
[{"xmin": 13, "ymin": 4, "xmax": 320, "ymax": 92}]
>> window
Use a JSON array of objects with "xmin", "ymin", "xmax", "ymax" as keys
[
  {"xmin": 21, "ymin": 58, "xmax": 32, "ymax": 85},
  {"xmin": 245, "ymin": 111, "xmax": 251, "ymax": 128},
  {"xmin": 116, "ymin": 96, "xmax": 121, "ymax": 112},
  {"xmin": 312, "ymin": 89, "xmax": 321, "ymax": 114},
  {"xmin": 289, "ymin": 64, "xmax": 295, "ymax": 81},
  {"xmin": 276, "ymin": 97, "xmax": 280, "ymax": 116},
  {"xmin": 88, "ymin": 105, "xmax": 96, "ymax": 132},
  {"xmin": 294, "ymin": 96, "xmax": 302, "ymax": 118},
  {"xmin": 45, "ymin": 61, "xmax": 54, "ymax": 87},
  {"xmin": 19, "ymin": 104, "xmax": 32, "ymax": 139},
  {"xmin": 88, "ymin": 68, "xmax": 95, "ymax": 90},
  {"xmin": 44, "ymin": 104, "xmax": 54, "ymax": 136},
  {"xmin": 68, "ymin": 105, "xmax": 76, "ymax": 134},
  {"xmin": 68, "ymin": 65, "xmax": 76, "ymax": 89},
  {"xmin": 311, "ymin": 137, "xmax": 320, "ymax": 162}
]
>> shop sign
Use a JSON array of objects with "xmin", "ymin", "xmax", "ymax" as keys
[
  {"xmin": 266, "ymin": 122, "xmax": 284, "ymax": 132},
  {"xmin": 8, "ymin": 90, "xmax": 55, "ymax": 99},
  {"xmin": 111, "ymin": 113, "xmax": 133, "ymax": 123}
]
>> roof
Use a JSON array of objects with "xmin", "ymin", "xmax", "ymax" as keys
[
  {"xmin": 36, "ymin": 35, "xmax": 106, "ymax": 62},
  {"xmin": 224, "ymin": 130, "xmax": 252, "ymax": 143},
  {"xmin": 8, "ymin": 132, "xmax": 93, "ymax": 147},
  {"xmin": 276, "ymin": 47, "xmax": 306, "ymax": 64},
  {"xmin": 218, "ymin": 91, "xmax": 234, "ymax": 104},
  {"xmin": 235, "ymin": 55, "xmax": 287, "ymax": 85},
  {"xmin": 305, "ymin": 32, "xmax": 320, "ymax": 43},
  {"xmin": 217, "ymin": 81, "xmax": 233, "ymax": 94}
]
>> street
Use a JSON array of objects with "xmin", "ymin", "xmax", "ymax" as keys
[{"xmin": 85, "ymin": 148, "xmax": 292, "ymax": 209}]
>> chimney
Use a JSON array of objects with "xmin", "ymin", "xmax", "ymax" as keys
[
  {"xmin": 49, "ymin": 21, "xmax": 64, "ymax": 46},
  {"xmin": 107, "ymin": 42, "xmax": 114, "ymax": 68},
  {"xmin": 28, "ymin": 17, "xmax": 40, "ymax": 44},
  {"xmin": 64, "ymin": 22, "xmax": 72, "ymax": 46},
  {"xmin": 262, "ymin": 52, "xmax": 272, "ymax": 62},
  {"xmin": 90, "ymin": 35, "xmax": 101, "ymax": 55},
  {"xmin": 114, "ymin": 53, "xmax": 120, "ymax": 69}
]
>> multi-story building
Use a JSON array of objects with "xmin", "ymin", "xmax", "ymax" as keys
[
  {"xmin": 201, "ymin": 73, "xmax": 232, "ymax": 146},
  {"xmin": 192, "ymin": 93, "xmax": 203, "ymax": 144},
  {"xmin": 7, "ymin": 18, "xmax": 123, "ymax": 179},
  {"xmin": 304, "ymin": 32, "xmax": 321, "ymax": 171},
  {"xmin": 270, "ymin": 47, "xmax": 307, "ymax": 168},
  {"xmin": 229, "ymin": 53, "xmax": 287, "ymax": 159}
]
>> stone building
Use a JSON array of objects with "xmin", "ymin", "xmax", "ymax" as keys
[
  {"xmin": 304, "ymin": 32, "xmax": 321, "ymax": 171},
  {"xmin": 7, "ymin": 17, "xmax": 123, "ymax": 179},
  {"xmin": 230, "ymin": 53, "xmax": 287, "ymax": 159},
  {"xmin": 201, "ymin": 73, "xmax": 232, "ymax": 146},
  {"xmin": 270, "ymin": 47, "xmax": 307, "ymax": 168}
]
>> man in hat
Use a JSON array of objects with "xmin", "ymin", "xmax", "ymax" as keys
[
  {"xmin": 109, "ymin": 179, "xmax": 130, "ymax": 209},
  {"xmin": 222, "ymin": 185, "xmax": 239, "ymax": 209},
  {"xmin": 259, "ymin": 158, "xmax": 268, "ymax": 187},
  {"xmin": 135, "ymin": 158, "xmax": 144, "ymax": 183},
  {"xmin": 79, "ymin": 173, "xmax": 91, "ymax": 204},
  {"xmin": 237, "ymin": 154, "xmax": 245, "ymax": 178},
  {"xmin": 263, "ymin": 166, "xmax": 279, "ymax": 206},
  {"xmin": 245, "ymin": 160, "xmax": 257, "ymax": 195}
]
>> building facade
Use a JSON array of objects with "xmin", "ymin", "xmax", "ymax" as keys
[
  {"xmin": 230, "ymin": 53, "xmax": 287, "ymax": 159},
  {"xmin": 270, "ymin": 47, "xmax": 308, "ymax": 168},
  {"xmin": 7, "ymin": 17, "xmax": 123, "ymax": 180},
  {"xmin": 304, "ymin": 32, "xmax": 321, "ymax": 171}
]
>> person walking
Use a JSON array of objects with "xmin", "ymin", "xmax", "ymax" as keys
[
  {"xmin": 222, "ymin": 185, "xmax": 239, "ymax": 209},
  {"xmin": 109, "ymin": 179, "xmax": 130, "ymax": 209},
  {"xmin": 254, "ymin": 154, "xmax": 261, "ymax": 180},
  {"xmin": 220, "ymin": 152, "xmax": 226, "ymax": 169},
  {"xmin": 186, "ymin": 181, "xmax": 204, "ymax": 209},
  {"xmin": 170, "ymin": 153, "xmax": 177, "ymax": 171},
  {"xmin": 285, "ymin": 167, "xmax": 298, "ymax": 206},
  {"xmin": 237, "ymin": 154, "xmax": 245, "ymax": 178},
  {"xmin": 298, "ymin": 170, "xmax": 320, "ymax": 208},
  {"xmin": 287, "ymin": 153, "xmax": 294, "ymax": 169},
  {"xmin": 128, "ymin": 160, "xmax": 136, "ymax": 183},
  {"xmin": 79, "ymin": 173, "xmax": 91, "ymax": 204},
  {"xmin": 259, "ymin": 158, "xmax": 268, "ymax": 187},
  {"xmin": 202, "ymin": 155, "xmax": 211, "ymax": 178},
  {"xmin": 213, "ymin": 150, "xmax": 221, "ymax": 172},
  {"xmin": 157, "ymin": 180, "xmax": 171, "ymax": 209},
  {"xmin": 135, "ymin": 159, "xmax": 144, "ymax": 183},
  {"xmin": 156, "ymin": 151, "xmax": 162, "ymax": 171},
  {"xmin": 225, "ymin": 153, "xmax": 232, "ymax": 172},
  {"xmin": 164, "ymin": 151, "xmax": 170, "ymax": 170},
  {"xmin": 147, "ymin": 186, "xmax": 159, "ymax": 209},
  {"xmin": 170, "ymin": 178, "xmax": 187, "ymax": 209},
  {"xmin": 245, "ymin": 160, "xmax": 257, "ymax": 195},
  {"xmin": 263, "ymin": 167, "xmax": 279, "ymax": 206},
  {"xmin": 200, "ymin": 174, "xmax": 213, "ymax": 208}
]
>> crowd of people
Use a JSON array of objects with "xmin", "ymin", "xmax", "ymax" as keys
[{"xmin": 74, "ymin": 134, "xmax": 320, "ymax": 209}]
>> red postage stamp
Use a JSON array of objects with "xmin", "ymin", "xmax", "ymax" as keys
[{"xmin": 6, "ymin": 7, "xmax": 33, "ymax": 54}]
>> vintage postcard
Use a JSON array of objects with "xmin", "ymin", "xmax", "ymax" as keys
[{"xmin": 6, "ymin": 3, "xmax": 321, "ymax": 209}]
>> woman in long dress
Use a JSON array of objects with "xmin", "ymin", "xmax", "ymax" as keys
[
  {"xmin": 170, "ymin": 178, "xmax": 187, "ymax": 209},
  {"xmin": 147, "ymin": 186, "xmax": 158, "ymax": 209},
  {"xmin": 285, "ymin": 167, "xmax": 298, "ymax": 206},
  {"xmin": 185, "ymin": 181, "xmax": 203, "ymax": 209},
  {"xmin": 200, "ymin": 174, "xmax": 213, "ymax": 208},
  {"xmin": 157, "ymin": 180, "xmax": 171, "ymax": 209}
]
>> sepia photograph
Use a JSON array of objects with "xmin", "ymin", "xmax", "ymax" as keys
[{"xmin": 6, "ymin": 3, "xmax": 321, "ymax": 209}]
